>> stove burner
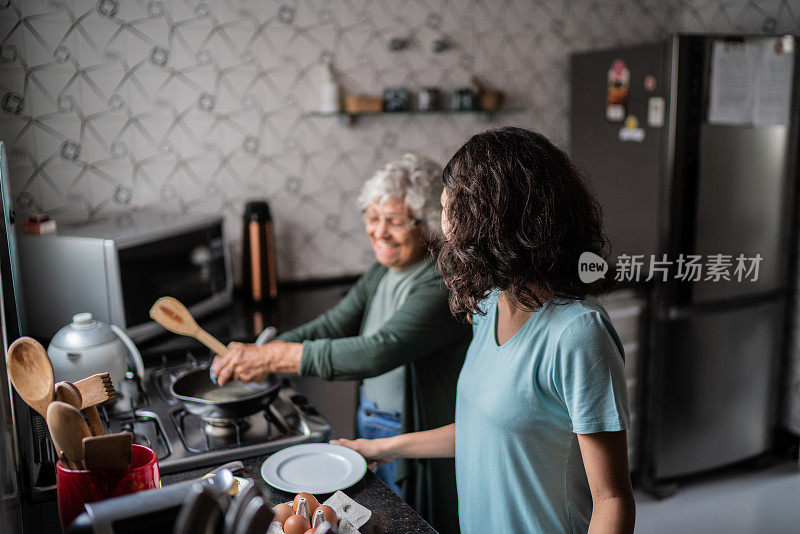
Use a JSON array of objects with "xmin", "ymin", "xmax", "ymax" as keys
[
  {"xmin": 107, "ymin": 414, "xmax": 171, "ymax": 460},
  {"xmin": 202, "ymin": 418, "xmax": 251, "ymax": 438},
  {"xmin": 170, "ymin": 403, "xmax": 297, "ymax": 454}
]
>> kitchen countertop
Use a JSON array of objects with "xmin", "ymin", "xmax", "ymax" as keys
[{"xmin": 163, "ymin": 453, "xmax": 437, "ymax": 534}]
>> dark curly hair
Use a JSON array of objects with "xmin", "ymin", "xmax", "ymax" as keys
[{"xmin": 438, "ymin": 127, "xmax": 609, "ymax": 317}]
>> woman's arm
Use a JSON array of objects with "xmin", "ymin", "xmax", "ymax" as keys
[
  {"xmin": 577, "ymin": 431, "xmax": 636, "ymax": 534},
  {"xmin": 211, "ymin": 268, "xmax": 378, "ymax": 384},
  {"xmin": 301, "ymin": 278, "xmax": 470, "ymax": 380},
  {"xmin": 332, "ymin": 424, "xmax": 455, "ymax": 468},
  {"xmin": 276, "ymin": 268, "xmax": 376, "ymax": 342}
]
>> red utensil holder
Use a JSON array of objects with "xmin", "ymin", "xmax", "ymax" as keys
[{"xmin": 56, "ymin": 444, "xmax": 161, "ymax": 530}]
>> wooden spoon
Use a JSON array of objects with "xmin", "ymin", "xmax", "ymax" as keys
[
  {"xmin": 82, "ymin": 432, "xmax": 133, "ymax": 470},
  {"xmin": 56, "ymin": 381, "xmax": 106, "ymax": 436},
  {"xmin": 55, "ymin": 381, "xmax": 82, "ymax": 408},
  {"xmin": 150, "ymin": 297, "xmax": 229, "ymax": 356},
  {"xmin": 47, "ymin": 401, "xmax": 91, "ymax": 470},
  {"xmin": 6, "ymin": 337, "xmax": 54, "ymax": 418}
]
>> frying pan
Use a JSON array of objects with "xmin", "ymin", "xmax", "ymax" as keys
[{"xmin": 170, "ymin": 365, "xmax": 281, "ymax": 420}]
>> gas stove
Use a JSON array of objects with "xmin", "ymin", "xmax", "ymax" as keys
[{"xmin": 98, "ymin": 351, "xmax": 331, "ymax": 474}]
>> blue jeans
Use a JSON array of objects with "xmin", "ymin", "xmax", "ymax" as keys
[{"xmin": 357, "ymin": 395, "xmax": 402, "ymax": 496}]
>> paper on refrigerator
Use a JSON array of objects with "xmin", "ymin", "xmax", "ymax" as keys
[
  {"xmin": 708, "ymin": 39, "xmax": 794, "ymax": 126},
  {"xmin": 753, "ymin": 49, "xmax": 793, "ymax": 126},
  {"xmin": 707, "ymin": 41, "xmax": 760, "ymax": 125}
]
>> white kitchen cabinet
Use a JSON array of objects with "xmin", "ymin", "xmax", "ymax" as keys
[{"xmin": 601, "ymin": 289, "xmax": 647, "ymax": 470}]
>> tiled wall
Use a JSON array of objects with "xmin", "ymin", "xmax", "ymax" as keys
[{"xmin": 0, "ymin": 0, "xmax": 681, "ymax": 281}]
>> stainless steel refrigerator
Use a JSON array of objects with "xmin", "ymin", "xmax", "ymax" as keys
[{"xmin": 570, "ymin": 35, "xmax": 800, "ymax": 486}]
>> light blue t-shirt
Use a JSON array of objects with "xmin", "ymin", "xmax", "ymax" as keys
[{"xmin": 455, "ymin": 290, "xmax": 629, "ymax": 534}]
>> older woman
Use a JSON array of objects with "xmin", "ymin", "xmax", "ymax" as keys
[
  {"xmin": 334, "ymin": 128, "xmax": 635, "ymax": 534},
  {"xmin": 211, "ymin": 153, "xmax": 469, "ymax": 534}
]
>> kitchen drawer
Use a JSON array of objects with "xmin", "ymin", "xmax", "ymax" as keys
[
  {"xmin": 626, "ymin": 377, "xmax": 639, "ymax": 413},
  {"xmin": 627, "ymin": 411, "xmax": 639, "ymax": 468},
  {"xmin": 609, "ymin": 307, "xmax": 645, "ymax": 346},
  {"xmin": 603, "ymin": 289, "xmax": 647, "ymax": 345},
  {"xmin": 623, "ymin": 341, "xmax": 639, "ymax": 381}
]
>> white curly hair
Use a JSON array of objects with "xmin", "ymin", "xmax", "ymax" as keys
[{"xmin": 358, "ymin": 153, "xmax": 444, "ymax": 239}]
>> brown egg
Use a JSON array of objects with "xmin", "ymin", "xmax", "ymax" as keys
[
  {"xmin": 283, "ymin": 514, "xmax": 311, "ymax": 534},
  {"xmin": 293, "ymin": 492, "xmax": 319, "ymax": 515},
  {"xmin": 312, "ymin": 505, "xmax": 339, "ymax": 527},
  {"xmin": 303, "ymin": 530, "xmax": 316, "ymax": 534},
  {"xmin": 272, "ymin": 503, "xmax": 293, "ymax": 525}
]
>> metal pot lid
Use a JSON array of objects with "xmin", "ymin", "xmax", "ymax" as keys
[{"xmin": 49, "ymin": 313, "xmax": 118, "ymax": 349}]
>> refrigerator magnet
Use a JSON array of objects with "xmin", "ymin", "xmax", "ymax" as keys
[
  {"xmin": 619, "ymin": 115, "xmax": 645, "ymax": 142},
  {"xmin": 647, "ymin": 97, "xmax": 665, "ymax": 127},
  {"xmin": 644, "ymin": 75, "xmax": 657, "ymax": 92},
  {"xmin": 606, "ymin": 58, "xmax": 629, "ymax": 122}
]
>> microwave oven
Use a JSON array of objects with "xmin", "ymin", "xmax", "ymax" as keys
[{"xmin": 17, "ymin": 211, "xmax": 232, "ymax": 342}]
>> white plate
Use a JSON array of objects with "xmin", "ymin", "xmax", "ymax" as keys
[{"xmin": 260, "ymin": 443, "xmax": 367, "ymax": 494}]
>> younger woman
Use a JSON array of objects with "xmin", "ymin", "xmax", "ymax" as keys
[{"xmin": 334, "ymin": 127, "xmax": 635, "ymax": 533}]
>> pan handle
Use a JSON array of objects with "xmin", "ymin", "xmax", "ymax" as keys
[{"xmin": 255, "ymin": 326, "xmax": 277, "ymax": 346}]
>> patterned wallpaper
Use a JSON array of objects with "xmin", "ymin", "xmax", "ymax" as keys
[
  {"xmin": 681, "ymin": 0, "xmax": 800, "ymax": 34},
  {"xmin": 0, "ymin": 0, "xmax": 682, "ymax": 281}
]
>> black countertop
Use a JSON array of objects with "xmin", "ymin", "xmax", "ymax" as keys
[{"xmin": 163, "ymin": 454, "xmax": 437, "ymax": 534}]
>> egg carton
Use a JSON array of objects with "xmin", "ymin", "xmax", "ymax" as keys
[{"xmin": 268, "ymin": 491, "xmax": 370, "ymax": 534}]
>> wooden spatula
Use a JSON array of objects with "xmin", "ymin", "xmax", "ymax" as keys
[
  {"xmin": 150, "ymin": 297, "xmax": 229, "ymax": 356},
  {"xmin": 74, "ymin": 372, "xmax": 115, "ymax": 407},
  {"xmin": 47, "ymin": 401, "xmax": 91, "ymax": 470},
  {"xmin": 73, "ymin": 373, "xmax": 115, "ymax": 436},
  {"xmin": 82, "ymin": 432, "xmax": 133, "ymax": 470},
  {"xmin": 6, "ymin": 337, "xmax": 54, "ymax": 418}
]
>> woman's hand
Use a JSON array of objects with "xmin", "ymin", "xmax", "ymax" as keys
[
  {"xmin": 331, "ymin": 438, "xmax": 397, "ymax": 472},
  {"xmin": 211, "ymin": 340, "xmax": 303, "ymax": 385},
  {"xmin": 334, "ymin": 424, "xmax": 456, "ymax": 469}
]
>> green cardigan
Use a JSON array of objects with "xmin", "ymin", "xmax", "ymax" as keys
[{"xmin": 277, "ymin": 260, "xmax": 470, "ymax": 534}]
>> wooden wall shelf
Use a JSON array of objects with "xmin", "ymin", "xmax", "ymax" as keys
[{"xmin": 304, "ymin": 107, "xmax": 526, "ymax": 125}]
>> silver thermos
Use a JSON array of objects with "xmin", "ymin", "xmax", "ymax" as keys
[{"xmin": 242, "ymin": 201, "xmax": 278, "ymax": 302}]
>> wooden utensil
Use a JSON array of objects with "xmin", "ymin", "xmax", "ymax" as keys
[
  {"xmin": 6, "ymin": 337, "xmax": 54, "ymax": 418},
  {"xmin": 82, "ymin": 432, "xmax": 133, "ymax": 470},
  {"xmin": 74, "ymin": 373, "xmax": 115, "ymax": 436},
  {"xmin": 150, "ymin": 297, "xmax": 229, "ymax": 356},
  {"xmin": 74, "ymin": 372, "xmax": 115, "ymax": 408},
  {"xmin": 56, "ymin": 381, "xmax": 106, "ymax": 436},
  {"xmin": 47, "ymin": 401, "xmax": 91, "ymax": 470},
  {"xmin": 54, "ymin": 381, "xmax": 82, "ymax": 408}
]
